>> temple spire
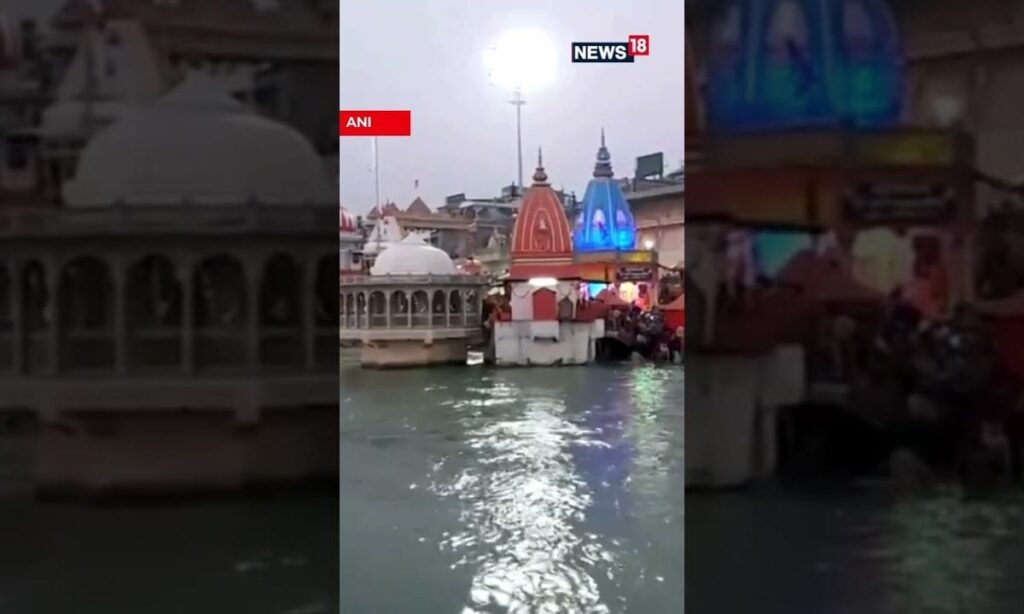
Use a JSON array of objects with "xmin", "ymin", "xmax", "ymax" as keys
[
  {"xmin": 593, "ymin": 129, "xmax": 613, "ymax": 178},
  {"xmin": 532, "ymin": 146, "xmax": 549, "ymax": 185}
]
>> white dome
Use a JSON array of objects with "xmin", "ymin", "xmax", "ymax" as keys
[
  {"xmin": 370, "ymin": 234, "xmax": 456, "ymax": 276},
  {"xmin": 63, "ymin": 72, "xmax": 335, "ymax": 206}
]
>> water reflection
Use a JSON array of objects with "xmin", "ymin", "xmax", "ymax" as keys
[
  {"xmin": 863, "ymin": 493, "xmax": 1024, "ymax": 614},
  {"xmin": 430, "ymin": 380, "xmax": 617, "ymax": 613},
  {"xmin": 625, "ymin": 369, "xmax": 678, "ymax": 503}
]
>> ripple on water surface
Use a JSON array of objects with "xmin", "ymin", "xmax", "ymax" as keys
[{"xmin": 340, "ymin": 365, "xmax": 684, "ymax": 614}]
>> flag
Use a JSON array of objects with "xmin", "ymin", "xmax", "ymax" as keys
[{"xmin": 414, "ymin": 179, "xmax": 419, "ymax": 190}]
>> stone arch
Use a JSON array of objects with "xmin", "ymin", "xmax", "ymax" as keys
[
  {"xmin": 126, "ymin": 255, "xmax": 182, "ymax": 369},
  {"xmin": 315, "ymin": 253, "xmax": 338, "ymax": 326},
  {"xmin": 390, "ymin": 289, "xmax": 409, "ymax": 327},
  {"xmin": 60, "ymin": 256, "xmax": 113, "ymax": 331},
  {"xmin": 60, "ymin": 256, "xmax": 115, "ymax": 370},
  {"xmin": 193, "ymin": 254, "xmax": 247, "ymax": 368},
  {"xmin": 558, "ymin": 296, "xmax": 575, "ymax": 321},
  {"xmin": 368, "ymin": 290, "xmax": 387, "ymax": 328},
  {"xmin": 127, "ymin": 255, "xmax": 182, "ymax": 328},
  {"xmin": 20, "ymin": 260, "xmax": 50, "ymax": 373},
  {"xmin": 260, "ymin": 253, "xmax": 301, "ymax": 327},
  {"xmin": 432, "ymin": 289, "xmax": 447, "ymax": 326},
  {"xmin": 193, "ymin": 255, "xmax": 246, "ymax": 328},
  {"xmin": 449, "ymin": 289, "xmax": 463, "ymax": 326},
  {"xmin": 261, "ymin": 253, "xmax": 303, "ymax": 367},
  {"xmin": 465, "ymin": 289, "xmax": 481, "ymax": 326},
  {"xmin": 344, "ymin": 292, "xmax": 355, "ymax": 328},
  {"xmin": 411, "ymin": 289, "xmax": 429, "ymax": 327},
  {"xmin": 356, "ymin": 291, "xmax": 367, "ymax": 328}
]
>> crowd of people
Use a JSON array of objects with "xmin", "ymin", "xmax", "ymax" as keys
[
  {"xmin": 811, "ymin": 291, "xmax": 1024, "ymax": 487},
  {"xmin": 481, "ymin": 289, "xmax": 684, "ymax": 365},
  {"xmin": 606, "ymin": 304, "xmax": 684, "ymax": 364}
]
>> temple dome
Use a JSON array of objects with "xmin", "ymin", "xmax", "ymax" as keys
[
  {"xmin": 370, "ymin": 234, "xmax": 456, "ymax": 276},
  {"xmin": 63, "ymin": 72, "xmax": 335, "ymax": 206},
  {"xmin": 706, "ymin": 0, "xmax": 903, "ymax": 131},
  {"xmin": 510, "ymin": 150, "xmax": 573, "ymax": 260},
  {"xmin": 572, "ymin": 131, "xmax": 637, "ymax": 252}
]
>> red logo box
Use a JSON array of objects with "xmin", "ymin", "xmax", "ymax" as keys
[
  {"xmin": 627, "ymin": 34, "xmax": 650, "ymax": 57},
  {"xmin": 338, "ymin": 110, "xmax": 411, "ymax": 137}
]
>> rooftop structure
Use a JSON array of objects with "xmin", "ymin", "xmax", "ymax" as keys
[
  {"xmin": 340, "ymin": 234, "xmax": 486, "ymax": 369},
  {"xmin": 0, "ymin": 59, "xmax": 339, "ymax": 497},
  {"xmin": 64, "ymin": 71, "xmax": 333, "ymax": 205},
  {"xmin": 572, "ymin": 130, "xmax": 638, "ymax": 252},
  {"xmin": 508, "ymin": 149, "xmax": 574, "ymax": 278},
  {"xmin": 493, "ymin": 151, "xmax": 604, "ymax": 367}
]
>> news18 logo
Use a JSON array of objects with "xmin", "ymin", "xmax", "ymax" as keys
[{"xmin": 571, "ymin": 35, "xmax": 649, "ymax": 63}]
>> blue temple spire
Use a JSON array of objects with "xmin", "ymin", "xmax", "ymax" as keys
[{"xmin": 572, "ymin": 131, "xmax": 637, "ymax": 252}]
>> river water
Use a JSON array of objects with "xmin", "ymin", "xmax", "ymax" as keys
[
  {"xmin": 7, "ymin": 358, "xmax": 1024, "ymax": 613},
  {"xmin": 688, "ymin": 485, "xmax": 1024, "ymax": 614},
  {"xmin": 340, "ymin": 362, "xmax": 685, "ymax": 613}
]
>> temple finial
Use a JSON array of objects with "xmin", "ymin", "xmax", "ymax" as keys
[
  {"xmin": 532, "ymin": 146, "xmax": 549, "ymax": 185},
  {"xmin": 593, "ymin": 130, "xmax": 613, "ymax": 178}
]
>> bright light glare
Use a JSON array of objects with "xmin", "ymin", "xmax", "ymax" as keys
[
  {"xmin": 644, "ymin": 239, "xmax": 655, "ymax": 250},
  {"xmin": 484, "ymin": 28, "xmax": 557, "ymax": 91},
  {"xmin": 528, "ymin": 277, "xmax": 558, "ymax": 287}
]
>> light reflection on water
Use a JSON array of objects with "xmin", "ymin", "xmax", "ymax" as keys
[
  {"xmin": 340, "ymin": 365, "xmax": 683, "ymax": 614},
  {"xmin": 431, "ymin": 387, "xmax": 613, "ymax": 613}
]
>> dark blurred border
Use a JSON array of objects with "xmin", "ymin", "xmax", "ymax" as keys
[{"xmin": 0, "ymin": 1, "xmax": 339, "ymax": 612}]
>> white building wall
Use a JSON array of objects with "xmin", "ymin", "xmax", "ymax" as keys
[
  {"xmin": 508, "ymin": 280, "xmax": 580, "ymax": 321},
  {"xmin": 493, "ymin": 320, "xmax": 604, "ymax": 366}
]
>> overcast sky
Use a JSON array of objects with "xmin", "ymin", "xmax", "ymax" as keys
[{"xmin": 339, "ymin": 0, "xmax": 685, "ymax": 215}]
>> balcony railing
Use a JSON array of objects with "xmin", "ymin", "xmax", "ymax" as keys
[{"xmin": 0, "ymin": 204, "xmax": 337, "ymax": 238}]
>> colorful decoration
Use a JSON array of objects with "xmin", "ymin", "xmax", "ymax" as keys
[{"xmin": 706, "ymin": 0, "xmax": 903, "ymax": 131}]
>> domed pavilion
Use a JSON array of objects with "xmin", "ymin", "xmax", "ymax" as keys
[
  {"xmin": 0, "ymin": 71, "xmax": 340, "ymax": 496},
  {"xmin": 340, "ymin": 234, "xmax": 486, "ymax": 368}
]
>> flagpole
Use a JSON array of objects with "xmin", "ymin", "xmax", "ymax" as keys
[
  {"xmin": 373, "ymin": 136, "xmax": 381, "ymax": 208},
  {"xmin": 373, "ymin": 137, "xmax": 383, "ymax": 255}
]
